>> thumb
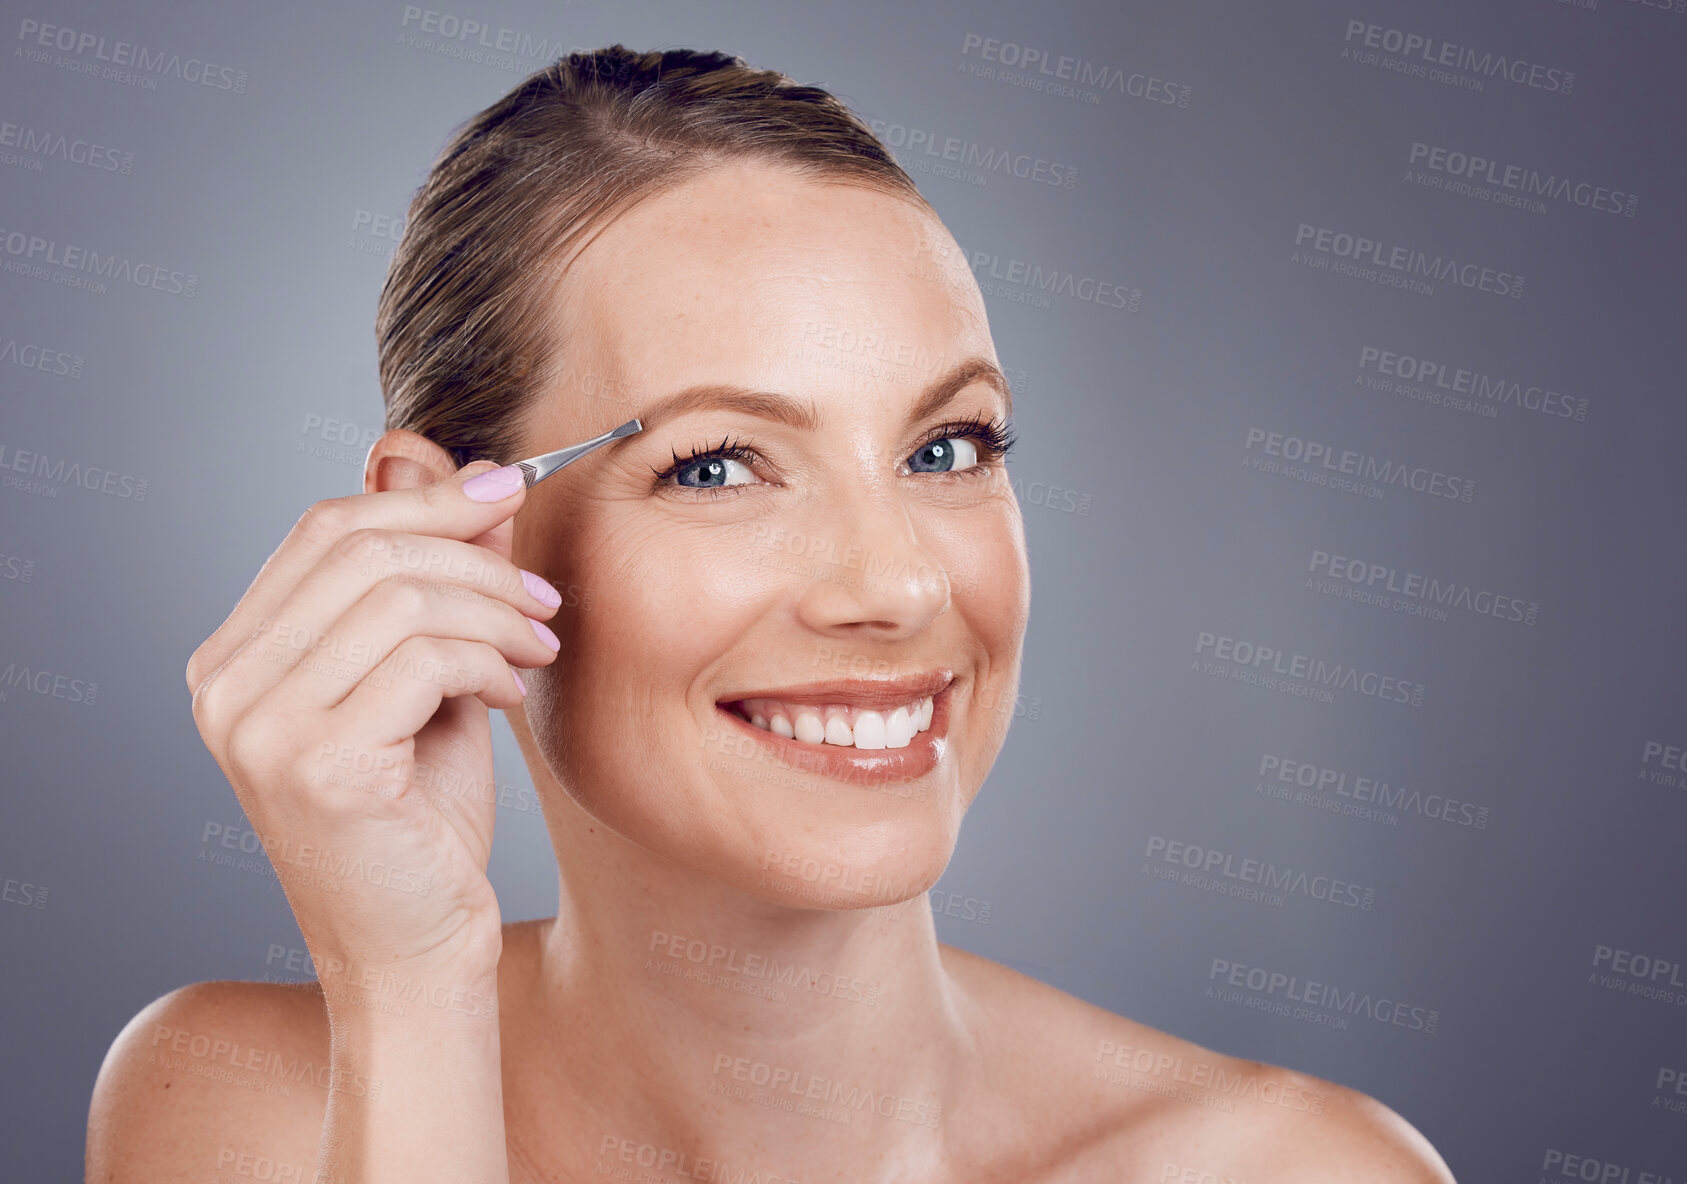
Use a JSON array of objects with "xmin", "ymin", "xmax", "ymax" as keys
[{"xmin": 458, "ymin": 459, "xmax": 519, "ymax": 560}]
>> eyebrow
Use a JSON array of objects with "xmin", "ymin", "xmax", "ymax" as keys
[{"xmin": 628, "ymin": 356, "xmax": 1013, "ymax": 436}]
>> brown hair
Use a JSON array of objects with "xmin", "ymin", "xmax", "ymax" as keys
[{"xmin": 376, "ymin": 44, "xmax": 933, "ymax": 468}]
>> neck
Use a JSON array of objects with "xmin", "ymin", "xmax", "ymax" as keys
[{"xmin": 506, "ymin": 815, "xmax": 978, "ymax": 1178}]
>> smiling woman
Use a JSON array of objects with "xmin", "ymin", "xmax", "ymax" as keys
[{"xmin": 87, "ymin": 45, "xmax": 1453, "ymax": 1184}]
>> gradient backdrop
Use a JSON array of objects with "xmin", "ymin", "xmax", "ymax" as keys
[{"xmin": 2, "ymin": 0, "xmax": 1684, "ymax": 1179}]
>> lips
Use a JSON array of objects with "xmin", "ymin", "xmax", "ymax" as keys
[
  {"xmin": 721, "ymin": 671, "xmax": 953, "ymax": 711},
  {"xmin": 714, "ymin": 673, "xmax": 953, "ymax": 783},
  {"xmin": 725, "ymin": 694, "xmax": 934, "ymax": 750}
]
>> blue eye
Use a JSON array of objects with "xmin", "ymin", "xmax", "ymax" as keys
[
  {"xmin": 652, "ymin": 415, "xmax": 1016, "ymax": 494},
  {"xmin": 675, "ymin": 455, "xmax": 755, "ymax": 488},
  {"xmin": 907, "ymin": 438, "xmax": 980, "ymax": 473},
  {"xmin": 654, "ymin": 437, "xmax": 760, "ymax": 491}
]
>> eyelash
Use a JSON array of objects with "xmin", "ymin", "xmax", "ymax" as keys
[{"xmin": 649, "ymin": 413, "xmax": 1018, "ymax": 496}]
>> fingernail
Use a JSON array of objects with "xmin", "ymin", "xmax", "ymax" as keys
[
  {"xmin": 529, "ymin": 617, "xmax": 561, "ymax": 651},
  {"xmin": 462, "ymin": 465, "xmax": 525, "ymax": 502},
  {"xmin": 522, "ymin": 569, "xmax": 563, "ymax": 608},
  {"xmin": 511, "ymin": 668, "xmax": 526, "ymax": 695}
]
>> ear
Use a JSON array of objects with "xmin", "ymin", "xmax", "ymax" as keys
[
  {"xmin": 364, "ymin": 428, "xmax": 459, "ymax": 495},
  {"xmin": 363, "ymin": 429, "xmax": 519, "ymax": 562}
]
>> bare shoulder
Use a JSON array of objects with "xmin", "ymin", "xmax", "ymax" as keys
[
  {"xmin": 937, "ymin": 944, "xmax": 1455, "ymax": 1183},
  {"xmin": 86, "ymin": 978, "xmax": 333, "ymax": 1183}
]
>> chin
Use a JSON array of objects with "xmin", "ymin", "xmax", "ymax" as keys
[
  {"xmin": 536, "ymin": 668, "xmax": 999, "ymax": 911},
  {"xmin": 700, "ymin": 671, "xmax": 974, "ymax": 910}
]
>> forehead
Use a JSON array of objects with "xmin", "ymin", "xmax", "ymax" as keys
[{"xmin": 549, "ymin": 164, "xmax": 991, "ymax": 398}]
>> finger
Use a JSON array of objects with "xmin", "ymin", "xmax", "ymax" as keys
[
  {"xmin": 199, "ymin": 528, "xmax": 563, "ymax": 719},
  {"xmin": 262, "ymin": 575, "xmax": 558, "ymax": 714},
  {"xmin": 329, "ymin": 637, "xmax": 526, "ymax": 756},
  {"xmin": 187, "ymin": 460, "xmax": 534, "ymax": 694}
]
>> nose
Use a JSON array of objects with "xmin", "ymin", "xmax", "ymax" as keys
[{"xmin": 787, "ymin": 483, "xmax": 952, "ymax": 641}]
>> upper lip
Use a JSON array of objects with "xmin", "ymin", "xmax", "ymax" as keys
[{"xmin": 717, "ymin": 670, "xmax": 954, "ymax": 711}]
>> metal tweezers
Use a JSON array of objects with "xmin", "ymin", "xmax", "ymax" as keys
[{"xmin": 511, "ymin": 419, "xmax": 643, "ymax": 488}]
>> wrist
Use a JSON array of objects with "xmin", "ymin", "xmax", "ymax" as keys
[
  {"xmin": 315, "ymin": 942, "xmax": 503, "ymax": 1033},
  {"xmin": 320, "ymin": 963, "xmax": 503, "ymax": 1030},
  {"xmin": 311, "ymin": 922, "xmax": 504, "ymax": 1018}
]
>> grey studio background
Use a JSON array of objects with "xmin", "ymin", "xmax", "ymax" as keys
[{"xmin": 2, "ymin": 0, "xmax": 1684, "ymax": 1178}]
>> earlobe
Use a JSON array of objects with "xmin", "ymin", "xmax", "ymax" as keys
[{"xmin": 363, "ymin": 428, "xmax": 461, "ymax": 495}]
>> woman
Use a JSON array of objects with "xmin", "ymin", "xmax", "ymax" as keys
[{"xmin": 86, "ymin": 46, "xmax": 1454, "ymax": 1182}]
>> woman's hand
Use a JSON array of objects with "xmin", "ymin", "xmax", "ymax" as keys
[{"xmin": 184, "ymin": 459, "xmax": 560, "ymax": 1002}]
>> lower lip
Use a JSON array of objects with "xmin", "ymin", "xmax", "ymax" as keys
[{"xmin": 712, "ymin": 685, "xmax": 952, "ymax": 786}]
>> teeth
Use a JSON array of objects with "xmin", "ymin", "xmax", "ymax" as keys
[
  {"xmin": 823, "ymin": 707, "xmax": 853, "ymax": 746},
  {"xmin": 853, "ymin": 710, "xmax": 887, "ymax": 750},
  {"xmin": 731, "ymin": 694, "xmax": 935, "ymax": 750},
  {"xmin": 793, "ymin": 709, "xmax": 825, "ymax": 745},
  {"xmin": 885, "ymin": 706, "xmax": 913, "ymax": 748}
]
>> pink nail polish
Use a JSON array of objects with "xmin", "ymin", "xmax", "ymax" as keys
[
  {"xmin": 462, "ymin": 465, "xmax": 524, "ymax": 502},
  {"xmin": 529, "ymin": 617, "xmax": 561, "ymax": 651},
  {"xmin": 522, "ymin": 569, "xmax": 563, "ymax": 607},
  {"xmin": 511, "ymin": 669, "xmax": 527, "ymax": 695}
]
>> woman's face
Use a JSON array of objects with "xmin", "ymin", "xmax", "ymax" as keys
[{"xmin": 507, "ymin": 163, "xmax": 1030, "ymax": 909}]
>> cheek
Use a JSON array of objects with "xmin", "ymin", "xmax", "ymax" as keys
[
  {"xmin": 531, "ymin": 521, "xmax": 777, "ymax": 783},
  {"xmin": 929, "ymin": 492, "xmax": 1030, "ymax": 646},
  {"xmin": 936, "ymin": 496, "xmax": 1030, "ymax": 779}
]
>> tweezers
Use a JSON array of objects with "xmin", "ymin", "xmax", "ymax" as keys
[{"xmin": 511, "ymin": 419, "xmax": 643, "ymax": 488}]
